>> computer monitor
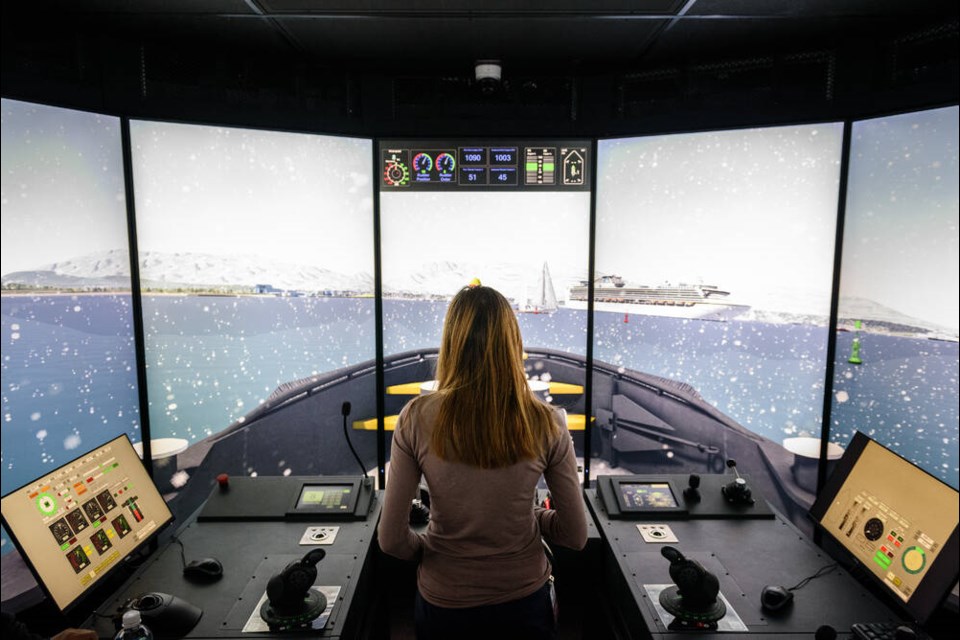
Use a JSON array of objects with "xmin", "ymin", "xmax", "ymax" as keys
[
  {"xmin": 810, "ymin": 431, "xmax": 959, "ymax": 623},
  {"xmin": 1, "ymin": 434, "xmax": 173, "ymax": 611}
]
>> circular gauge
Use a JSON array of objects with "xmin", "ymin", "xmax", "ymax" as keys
[
  {"xmin": 412, "ymin": 153, "xmax": 433, "ymax": 174},
  {"xmin": 383, "ymin": 162, "xmax": 410, "ymax": 186},
  {"xmin": 863, "ymin": 517, "xmax": 884, "ymax": 541},
  {"xmin": 902, "ymin": 547, "xmax": 926, "ymax": 575},
  {"xmin": 435, "ymin": 152, "xmax": 456, "ymax": 175},
  {"xmin": 36, "ymin": 493, "xmax": 58, "ymax": 515}
]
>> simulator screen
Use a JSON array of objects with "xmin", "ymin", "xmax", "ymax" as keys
[
  {"xmin": 129, "ymin": 121, "xmax": 375, "ymax": 482},
  {"xmin": 378, "ymin": 140, "xmax": 591, "ymax": 449},
  {"xmin": 593, "ymin": 123, "xmax": 843, "ymax": 521},
  {"xmin": 832, "ymin": 105, "xmax": 959, "ymax": 490},
  {"xmin": 1, "ymin": 98, "xmax": 141, "ymax": 559}
]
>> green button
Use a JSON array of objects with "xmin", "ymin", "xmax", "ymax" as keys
[
  {"xmin": 874, "ymin": 551, "xmax": 891, "ymax": 568},
  {"xmin": 525, "ymin": 162, "xmax": 538, "ymax": 171},
  {"xmin": 543, "ymin": 162, "xmax": 555, "ymax": 171}
]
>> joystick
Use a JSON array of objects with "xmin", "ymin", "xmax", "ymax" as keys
[
  {"xmin": 721, "ymin": 459, "xmax": 754, "ymax": 506},
  {"xmin": 683, "ymin": 474, "xmax": 701, "ymax": 502},
  {"xmin": 259, "ymin": 549, "xmax": 328, "ymax": 630},
  {"xmin": 658, "ymin": 546, "xmax": 726, "ymax": 627}
]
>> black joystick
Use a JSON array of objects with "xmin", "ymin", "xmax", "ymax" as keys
[
  {"xmin": 721, "ymin": 459, "xmax": 754, "ymax": 506},
  {"xmin": 658, "ymin": 546, "xmax": 726, "ymax": 626},
  {"xmin": 260, "ymin": 549, "xmax": 328, "ymax": 630},
  {"xmin": 683, "ymin": 474, "xmax": 701, "ymax": 503}
]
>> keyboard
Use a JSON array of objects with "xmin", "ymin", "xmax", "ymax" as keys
[{"xmin": 851, "ymin": 621, "xmax": 931, "ymax": 640}]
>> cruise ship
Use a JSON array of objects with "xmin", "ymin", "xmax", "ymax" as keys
[{"xmin": 568, "ymin": 275, "xmax": 750, "ymax": 320}]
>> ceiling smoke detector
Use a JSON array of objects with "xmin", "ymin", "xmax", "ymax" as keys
[{"xmin": 475, "ymin": 60, "xmax": 502, "ymax": 94}]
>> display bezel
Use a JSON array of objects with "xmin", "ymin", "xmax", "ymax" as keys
[
  {"xmin": 288, "ymin": 479, "xmax": 361, "ymax": 516},
  {"xmin": 598, "ymin": 476, "xmax": 689, "ymax": 518}
]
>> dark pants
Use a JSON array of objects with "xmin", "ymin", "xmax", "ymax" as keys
[{"xmin": 414, "ymin": 581, "xmax": 557, "ymax": 640}]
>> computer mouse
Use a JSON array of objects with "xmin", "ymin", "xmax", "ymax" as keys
[
  {"xmin": 183, "ymin": 557, "xmax": 223, "ymax": 581},
  {"xmin": 760, "ymin": 584, "xmax": 794, "ymax": 612}
]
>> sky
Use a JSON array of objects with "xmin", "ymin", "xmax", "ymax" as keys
[
  {"xmin": 596, "ymin": 123, "xmax": 844, "ymax": 315},
  {"xmin": 1, "ymin": 99, "xmax": 129, "ymax": 276},
  {"xmin": 380, "ymin": 190, "xmax": 591, "ymax": 295},
  {"xmin": 130, "ymin": 120, "xmax": 374, "ymax": 275},
  {"xmin": 840, "ymin": 106, "xmax": 959, "ymax": 331}
]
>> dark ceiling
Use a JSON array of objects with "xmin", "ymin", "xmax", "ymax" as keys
[{"xmin": 2, "ymin": 1, "xmax": 958, "ymax": 136}]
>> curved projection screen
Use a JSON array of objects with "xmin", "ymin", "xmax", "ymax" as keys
[
  {"xmin": 593, "ymin": 123, "xmax": 844, "ymax": 516},
  {"xmin": 832, "ymin": 105, "xmax": 959, "ymax": 489},
  {"xmin": 130, "ymin": 120, "xmax": 375, "ymax": 480},
  {"xmin": 2, "ymin": 98, "xmax": 141, "ymax": 556}
]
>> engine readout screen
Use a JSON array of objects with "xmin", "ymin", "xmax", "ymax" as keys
[{"xmin": 619, "ymin": 483, "xmax": 679, "ymax": 510}]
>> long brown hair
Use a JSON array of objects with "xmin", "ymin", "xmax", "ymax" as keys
[{"xmin": 428, "ymin": 284, "xmax": 559, "ymax": 468}]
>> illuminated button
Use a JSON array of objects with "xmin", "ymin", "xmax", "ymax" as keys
[
  {"xmin": 887, "ymin": 535, "xmax": 894, "ymax": 542},
  {"xmin": 880, "ymin": 546, "xmax": 888, "ymax": 553},
  {"xmin": 894, "ymin": 541, "xmax": 901, "ymax": 548},
  {"xmin": 892, "ymin": 576, "xmax": 902, "ymax": 587}
]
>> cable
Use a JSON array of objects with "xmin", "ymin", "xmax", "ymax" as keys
[
  {"xmin": 170, "ymin": 537, "xmax": 187, "ymax": 568},
  {"xmin": 341, "ymin": 401, "xmax": 368, "ymax": 479},
  {"xmin": 789, "ymin": 562, "xmax": 839, "ymax": 591}
]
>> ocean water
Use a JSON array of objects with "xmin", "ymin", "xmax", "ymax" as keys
[{"xmin": 3, "ymin": 295, "xmax": 958, "ymax": 555}]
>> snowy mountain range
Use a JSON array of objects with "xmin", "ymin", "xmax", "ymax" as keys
[
  {"xmin": 3, "ymin": 251, "xmax": 955, "ymax": 340},
  {"xmin": 2, "ymin": 250, "xmax": 373, "ymax": 293}
]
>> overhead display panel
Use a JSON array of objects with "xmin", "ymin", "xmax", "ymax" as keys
[{"xmin": 381, "ymin": 141, "xmax": 589, "ymax": 191}]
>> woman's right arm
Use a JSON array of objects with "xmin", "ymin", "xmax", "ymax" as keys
[
  {"xmin": 377, "ymin": 403, "xmax": 425, "ymax": 560},
  {"xmin": 537, "ymin": 429, "xmax": 588, "ymax": 550}
]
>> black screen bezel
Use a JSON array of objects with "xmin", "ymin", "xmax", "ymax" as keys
[{"xmin": 288, "ymin": 479, "xmax": 361, "ymax": 516}]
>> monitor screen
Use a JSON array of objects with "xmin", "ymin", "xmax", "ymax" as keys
[
  {"xmin": 811, "ymin": 431, "xmax": 959, "ymax": 622},
  {"xmin": 619, "ymin": 482, "xmax": 679, "ymax": 510},
  {"xmin": 1, "ymin": 434, "xmax": 173, "ymax": 611},
  {"xmin": 295, "ymin": 484, "xmax": 356, "ymax": 512}
]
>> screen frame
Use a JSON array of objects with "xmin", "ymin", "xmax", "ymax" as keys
[
  {"xmin": 598, "ymin": 475, "xmax": 689, "ymax": 518},
  {"xmin": 0, "ymin": 433, "xmax": 174, "ymax": 612},
  {"xmin": 287, "ymin": 479, "xmax": 361, "ymax": 517},
  {"xmin": 613, "ymin": 478, "xmax": 686, "ymax": 515},
  {"xmin": 810, "ymin": 431, "xmax": 960, "ymax": 624}
]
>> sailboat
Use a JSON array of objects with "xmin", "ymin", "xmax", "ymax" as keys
[{"xmin": 518, "ymin": 262, "xmax": 559, "ymax": 314}]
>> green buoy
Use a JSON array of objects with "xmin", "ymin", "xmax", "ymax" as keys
[{"xmin": 848, "ymin": 320, "xmax": 863, "ymax": 365}]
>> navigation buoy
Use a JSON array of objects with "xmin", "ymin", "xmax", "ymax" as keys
[
  {"xmin": 848, "ymin": 320, "xmax": 863, "ymax": 365},
  {"xmin": 624, "ymin": 313, "xmax": 629, "ymax": 324}
]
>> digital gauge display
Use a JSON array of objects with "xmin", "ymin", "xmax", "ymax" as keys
[{"xmin": 380, "ymin": 141, "xmax": 589, "ymax": 191}]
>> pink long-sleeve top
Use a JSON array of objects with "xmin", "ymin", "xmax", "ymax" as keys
[{"xmin": 377, "ymin": 393, "xmax": 588, "ymax": 608}]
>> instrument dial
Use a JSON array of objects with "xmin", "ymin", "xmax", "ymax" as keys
[
  {"xmin": 383, "ymin": 161, "xmax": 410, "ymax": 186},
  {"xmin": 435, "ymin": 152, "xmax": 456, "ymax": 175},
  {"xmin": 863, "ymin": 517, "xmax": 884, "ymax": 541},
  {"xmin": 412, "ymin": 152, "xmax": 433, "ymax": 174}
]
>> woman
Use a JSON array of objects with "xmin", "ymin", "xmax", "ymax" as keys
[{"xmin": 378, "ymin": 283, "xmax": 587, "ymax": 639}]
